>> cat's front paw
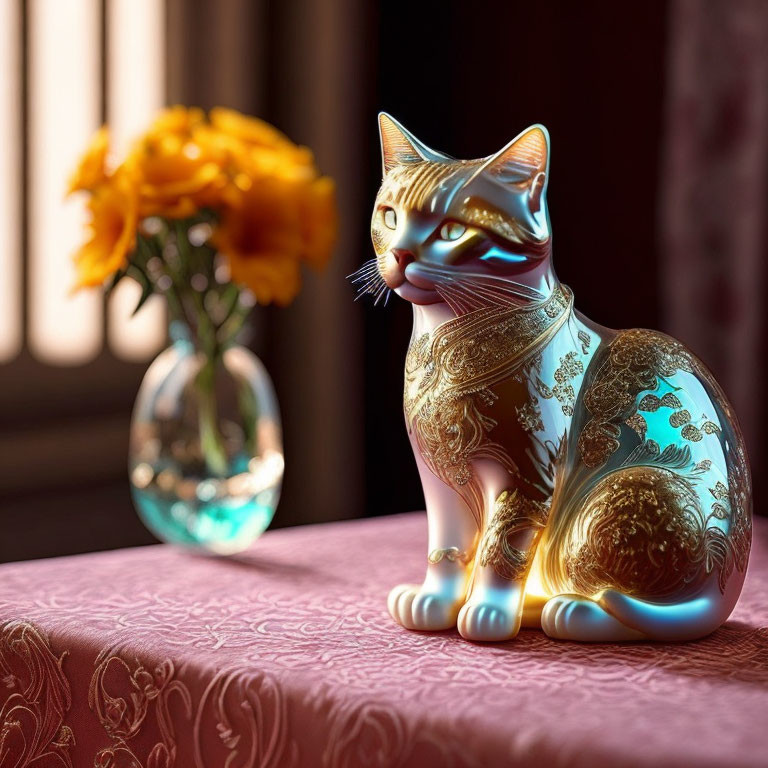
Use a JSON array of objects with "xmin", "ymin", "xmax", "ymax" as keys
[
  {"xmin": 387, "ymin": 584, "xmax": 462, "ymax": 631},
  {"xmin": 457, "ymin": 599, "xmax": 520, "ymax": 642}
]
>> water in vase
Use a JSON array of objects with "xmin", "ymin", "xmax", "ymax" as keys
[{"xmin": 130, "ymin": 340, "xmax": 283, "ymax": 554}]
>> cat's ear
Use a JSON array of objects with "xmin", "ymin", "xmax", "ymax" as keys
[
  {"xmin": 378, "ymin": 113, "xmax": 445, "ymax": 174},
  {"xmin": 480, "ymin": 125, "xmax": 550, "ymax": 213}
]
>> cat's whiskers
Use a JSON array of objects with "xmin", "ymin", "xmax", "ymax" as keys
[
  {"xmin": 348, "ymin": 258, "xmax": 390, "ymax": 304},
  {"xmin": 410, "ymin": 263, "xmax": 546, "ymax": 314},
  {"xmin": 373, "ymin": 281, "xmax": 390, "ymax": 306},
  {"xmin": 349, "ymin": 257, "xmax": 545, "ymax": 312},
  {"xmin": 432, "ymin": 280, "xmax": 477, "ymax": 315},
  {"xmin": 428, "ymin": 265, "xmax": 545, "ymax": 301}
]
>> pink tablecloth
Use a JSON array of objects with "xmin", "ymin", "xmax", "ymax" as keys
[{"xmin": 0, "ymin": 512, "xmax": 766, "ymax": 768}]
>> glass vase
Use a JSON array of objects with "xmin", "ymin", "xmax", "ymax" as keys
[{"xmin": 129, "ymin": 327, "xmax": 283, "ymax": 554}]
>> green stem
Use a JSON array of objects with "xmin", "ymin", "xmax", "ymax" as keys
[
  {"xmin": 195, "ymin": 353, "xmax": 229, "ymax": 477},
  {"xmin": 217, "ymin": 302, "xmax": 249, "ymax": 349},
  {"xmin": 166, "ymin": 221, "xmax": 231, "ymax": 477},
  {"xmin": 134, "ymin": 216, "xmax": 251, "ymax": 478}
]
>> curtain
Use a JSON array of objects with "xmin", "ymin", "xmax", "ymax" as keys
[{"xmin": 661, "ymin": 0, "xmax": 768, "ymax": 505}]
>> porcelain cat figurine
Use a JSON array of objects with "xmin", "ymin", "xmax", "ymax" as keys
[{"xmin": 351, "ymin": 113, "xmax": 752, "ymax": 642}]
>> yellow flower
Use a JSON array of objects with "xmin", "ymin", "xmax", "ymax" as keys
[
  {"xmin": 209, "ymin": 107, "xmax": 314, "ymax": 164},
  {"xmin": 67, "ymin": 126, "xmax": 110, "ymax": 194},
  {"xmin": 147, "ymin": 105, "xmax": 205, "ymax": 136},
  {"xmin": 191, "ymin": 123, "xmax": 254, "ymax": 204},
  {"xmin": 228, "ymin": 251, "xmax": 302, "ymax": 307},
  {"xmin": 124, "ymin": 106, "xmax": 224, "ymax": 218},
  {"xmin": 128, "ymin": 135, "xmax": 221, "ymax": 218},
  {"xmin": 214, "ymin": 167, "xmax": 337, "ymax": 305},
  {"xmin": 68, "ymin": 106, "xmax": 338, "ymax": 303},
  {"xmin": 214, "ymin": 177, "xmax": 305, "ymax": 306},
  {"xmin": 73, "ymin": 173, "xmax": 137, "ymax": 288}
]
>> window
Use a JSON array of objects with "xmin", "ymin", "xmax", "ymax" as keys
[
  {"xmin": 2, "ymin": 0, "xmax": 166, "ymax": 368},
  {"xmin": 1, "ymin": 0, "xmax": 169, "ymax": 559}
]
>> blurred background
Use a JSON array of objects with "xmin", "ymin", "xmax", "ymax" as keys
[{"xmin": 1, "ymin": 0, "xmax": 766, "ymax": 562}]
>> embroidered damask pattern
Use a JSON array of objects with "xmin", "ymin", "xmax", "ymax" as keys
[
  {"xmin": 479, "ymin": 489, "xmax": 550, "ymax": 581},
  {"xmin": 0, "ymin": 625, "xmax": 299, "ymax": 768},
  {"xmin": 404, "ymin": 285, "xmax": 572, "ymax": 527},
  {"xmin": 89, "ymin": 654, "xmax": 192, "ymax": 768},
  {"xmin": 0, "ymin": 620, "xmax": 73, "ymax": 768},
  {"xmin": 0, "ymin": 515, "xmax": 765, "ymax": 767},
  {"xmin": 316, "ymin": 692, "xmax": 473, "ymax": 768},
  {"xmin": 193, "ymin": 669, "xmax": 298, "ymax": 768},
  {"xmin": 552, "ymin": 352, "xmax": 582, "ymax": 416}
]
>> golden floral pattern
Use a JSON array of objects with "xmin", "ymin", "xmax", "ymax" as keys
[
  {"xmin": 515, "ymin": 400, "xmax": 544, "ymax": 433},
  {"xmin": 573, "ymin": 328, "xmax": 752, "ymax": 594},
  {"xmin": 638, "ymin": 392, "xmax": 683, "ymax": 411},
  {"xmin": 538, "ymin": 350, "xmax": 583, "ymax": 416},
  {"xmin": 404, "ymin": 285, "xmax": 571, "ymax": 527},
  {"xmin": 479, "ymin": 490, "xmax": 550, "ymax": 581},
  {"xmin": 624, "ymin": 413, "xmax": 648, "ymax": 441},
  {"xmin": 427, "ymin": 547, "xmax": 473, "ymax": 565},
  {"xmin": 577, "ymin": 329, "xmax": 696, "ymax": 469},
  {"xmin": 704, "ymin": 458, "xmax": 752, "ymax": 592},
  {"xmin": 578, "ymin": 329, "xmax": 591, "ymax": 355},
  {"xmin": 563, "ymin": 467, "xmax": 707, "ymax": 598},
  {"xmin": 669, "ymin": 409, "xmax": 692, "ymax": 428}
]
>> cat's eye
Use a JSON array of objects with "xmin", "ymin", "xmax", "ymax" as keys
[
  {"xmin": 439, "ymin": 221, "xmax": 466, "ymax": 241},
  {"xmin": 382, "ymin": 207, "xmax": 397, "ymax": 230}
]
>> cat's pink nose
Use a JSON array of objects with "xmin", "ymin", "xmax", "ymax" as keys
[{"xmin": 392, "ymin": 248, "xmax": 414, "ymax": 268}]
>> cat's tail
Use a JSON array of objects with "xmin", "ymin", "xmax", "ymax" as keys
[{"xmin": 596, "ymin": 571, "xmax": 745, "ymax": 642}]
